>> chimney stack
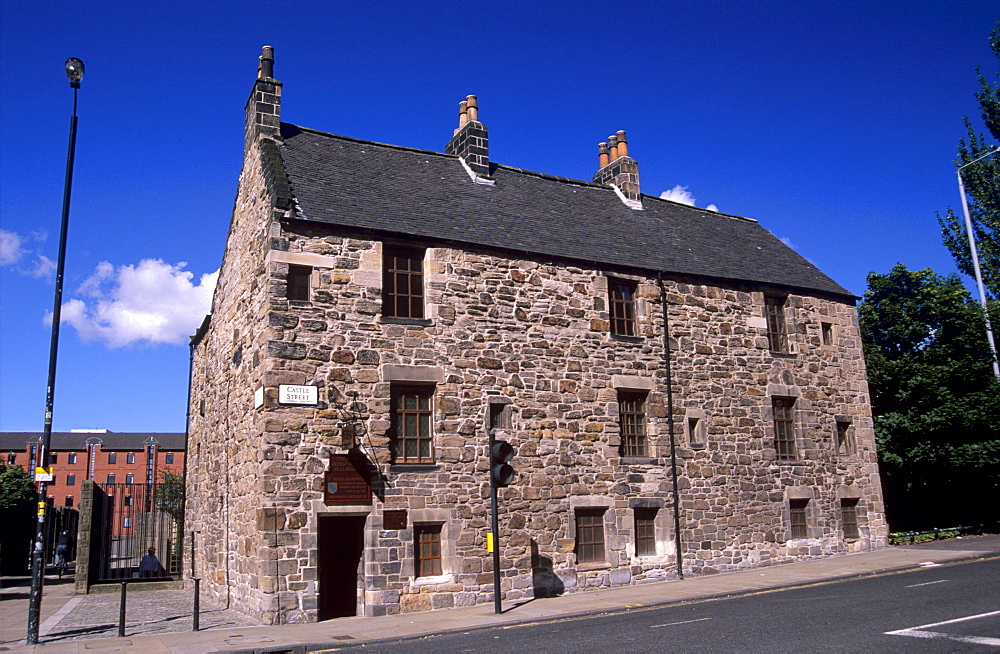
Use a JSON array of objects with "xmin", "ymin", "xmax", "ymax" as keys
[
  {"xmin": 245, "ymin": 45, "xmax": 283, "ymax": 152},
  {"xmin": 593, "ymin": 129, "xmax": 641, "ymax": 209},
  {"xmin": 446, "ymin": 94, "xmax": 491, "ymax": 180}
]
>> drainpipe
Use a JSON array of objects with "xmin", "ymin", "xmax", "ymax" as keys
[{"xmin": 656, "ymin": 273, "xmax": 683, "ymax": 580}]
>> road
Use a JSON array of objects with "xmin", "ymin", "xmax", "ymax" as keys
[{"xmin": 345, "ymin": 556, "xmax": 1000, "ymax": 652}]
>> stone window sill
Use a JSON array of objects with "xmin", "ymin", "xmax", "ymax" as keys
[
  {"xmin": 610, "ymin": 334, "xmax": 644, "ymax": 344},
  {"xmin": 380, "ymin": 316, "xmax": 433, "ymax": 327},
  {"xmin": 411, "ymin": 573, "xmax": 453, "ymax": 586},
  {"xmin": 773, "ymin": 460, "xmax": 808, "ymax": 466},
  {"xmin": 389, "ymin": 463, "xmax": 442, "ymax": 474},
  {"xmin": 769, "ymin": 350, "xmax": 797, "ymax": 359},
  {"xmin": 575, "ymin": 561, "xmax": 611, "ymax": 572},
  {"xmin": 621, "ymin": 456, "xmax": 658, "ymax": 466}
]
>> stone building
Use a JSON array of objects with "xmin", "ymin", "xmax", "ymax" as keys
[{"xmin": 185, "ymin": 46, "xmax": 887, "ymax": 624}]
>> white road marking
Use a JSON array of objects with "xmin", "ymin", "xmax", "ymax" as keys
[
  {"xmin": 918, "ymin": 561, "xmax": 941, "ymax": 567},
  {"xmin": 39, "ymin": 595, "xmax": 83, "ymax": 637},
  {"xmin": 651, "ymin": 617, "xmax": 712, "ymax": 629},
  {"xmin": 905, "ymin": 579, "xmax": 948, "ymax": 588},
  {"xmin": 885, "ymin": 609, "xmax": 1000, "ymax": 647}
]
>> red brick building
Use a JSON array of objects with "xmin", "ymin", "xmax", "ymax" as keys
[{"xmin": 0, "ymin": 430, "xmax": 185, "ymax": 508}]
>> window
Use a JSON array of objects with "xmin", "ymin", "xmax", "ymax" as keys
[
  {"xmin": 391, "ymin": 385, "xmax": 434, "ymax": 463},
  {"xmin": 575, "ymin": 509, "xmax": 606, "ymax": 563},
  {"xmin": 634, "ymin": 508, "xmax": 657, "ymax": 556},
  {"xmin": 789, "ymin": 499, "xmax": 809, "ymax": 539},
  {"xmin": 764, "ymin": 295, "xmax": 788, "ymax": 352},
  {"xmin": 65, "ymin": 496, "xmax": 74, "ymax": 508},
  {"xmin": 51, "ymin": 453, "xmax": 58, "ymax": 464},
  {"xmin": 821, "ymin": 321, "xmax": 834, "ymax": 346},
  {"xmin": 123, "ymin": 516, "xmax": 131, "ymax": 529},
  {"xmin": 106, "ymin": 474, "xmax": 116, "ymax": 484},
  {"xmin": 7, "ymin": 452, "xmax": 15, "ymax": 465},
  {"xmin": 125, "ymin": 473, "xmax": 134, "ymax": 484},
  {"xmin": 609, "ymin": 279, "xmax": 637, "ymax": 337},
  {"xmin": 835, "ymin": 419, "xmax": 855, "ymax": 455},
  {"xmin": 124, "ymin": 495, "xmax": 133, "ymax": 507},
  {"xmin": 489, "ymin": 402, "xmax": 512, "ymax": 430},
  {"xmin": 287, "ymin": 264, "xmax": 311, "ymax": 301},
  {"xmin": 382, "ymin": 245, "xmax": 424, "ymax": 319},
  {"xmin": 66, "ymin": 474, "xmax": 76, "ymax": 486},
  {"xmin": 415, "ymin": 524, "xmax": 443, "ymax": 577},
  {"xmin": 127, "ymin": 452, "xmax": 135, "ymax": 464},
  {"xmin": 165, "ymin": 453, "xmax": 175, "ymax": 464},
  {"xmin": 618, "ymin": 391, "xmax": 647, "ymax": 457},
  {"xmin": 688, "ymin": 416, "xmax": 706, "ymax": 448},
  {"xmin": 108, "ymin": 453, "xmax": 117, "ymax": 464},
  {"xmin": 772, "ymin": 397, "xmax": 797, "ymax": 460},
  {"xmin": 841, "ymin": 499, "xmax": 860, "ymax": 539},
  {"xmin": 68, "ymin": 452, "xmax": 77, "ymax": 464}
]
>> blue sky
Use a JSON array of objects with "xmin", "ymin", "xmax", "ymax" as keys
[{"xmin": 1, "ymin": 1, "xmax": 997, "ymax": 433}]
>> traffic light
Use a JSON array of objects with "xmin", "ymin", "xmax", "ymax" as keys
[{"xmin": 490, "ymin": 440, "xmax": 515, "ymax": 487}]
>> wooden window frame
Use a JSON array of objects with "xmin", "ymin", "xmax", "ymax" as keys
[
  {"xmin": 619, "ymin": 391, "xmax": 648, "ymax": 457},
  {"xmin": 383, "ymin": 245, "xmax": 425, "ymax": 319},
  {"xmin": 391, "ymin": 385, "xmax": 435, "ymax": 464},
  {"xmin": 773, "ymin": 397, "xmax": 797, "ymax": 460},
  {"xmin": 415, "ymin": 524, "xmax": 443, "ymax": 577},
  {"xmin": 841, "ymin": 499, "xmax": 860, "ymax": 539},
  {"xmin": 609, "ymin": 279, "xmax": 638, "ymax": 337},
  {"xmin": 634, "ymin": 507, "xmax": 657, "ymax": 557},
  {"xmin": 764, "ymin": 295, "xmax": 788, "ymax": 352},
  {"xmin": 287, "ymin": 264, "xmax": 311, "ymax": 302},
  {"xmin": 789, "ymin": 498, "xmax": 809, "ymax": 539},
  {"xmin": 575, "ymin": 508, "xmax": 607, "ymax": 564}
]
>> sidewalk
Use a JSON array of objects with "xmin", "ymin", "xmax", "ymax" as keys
[{"xmin": 4, "ymin": 535, "xmax": 999, "ymax": 653}]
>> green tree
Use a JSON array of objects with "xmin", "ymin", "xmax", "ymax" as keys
[
  {"xmin": 154, "ymin": 470, "xmax": 184, "ymax": 522},
  {"xmin": 0, "ymin": 462, "xmax": 36, "ymax": 574},
  {"xmin": 860, "ymin": 264, "xmax": 1000, "ymax": 531},
  {"xmin": 938, "ymin": 22, "xmax": 1000, "ymax": 299},
  {"xmin": 0, "ymin": 461, "xmax": 35, "ymax": 510}
]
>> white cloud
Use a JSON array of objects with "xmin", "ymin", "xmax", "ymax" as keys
[
  {"xmin": 780, "ymin": 236, "xmax": 798, "ymax": 251},
  {"xmin": 53, "ymin": 259, "xmax": 218, "ymax": 348},
  {"xmin": 30, "ymin": 255, "xmax": 56, "ymax": 279},
  {"xmin": 0, "ymin": 229, "xmax": 24, "ymax": 265},
  {"xmin": 659, "ymin": 185, "xmax": 719, "ymax": 213}
]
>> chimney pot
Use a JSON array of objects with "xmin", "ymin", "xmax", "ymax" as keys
[
  {"xmin": 598, "ymin": 142, "xmax": 610, "ymax": 168},
  {"xmin": 616, "ymin": 130, "xmax": 628, "ymax": 158},
  {"xmin": 608, "ymin": 135, "xmax": 619, "ymax": 160},
  {"xmin": 258, "ymin": 45, "xmax": 274, "ymax": 79},
  {"xmin": 466, "ymin": 95, "xmax": 479, "ymax": 122},
  {"xmin": 457, "ymin": 100, "xmax": 469, "ymax": 133}
]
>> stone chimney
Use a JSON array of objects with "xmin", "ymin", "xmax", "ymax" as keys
[
  {"xmin": 593, "ymin": 130, "xmax": 641, "ymax": 209},
  {"xmin": 446, "ymin": 95, "xmax": 492, "ymax": 182},
  {"xmin": 245, "ymin": 46, "xmax": 283, "ymax": 152}
]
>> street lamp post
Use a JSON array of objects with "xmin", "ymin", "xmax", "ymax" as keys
[
  {"xmin": 26, "ymin": 57, "xmax": 84, "ymax": 647},
  {"xmin": 956, "ymin": 146, "xmax": 1000, "ymax": 381}
]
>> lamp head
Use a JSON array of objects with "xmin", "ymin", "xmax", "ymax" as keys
[{"xmin": 65, "ymin": 58, "xmax": 84, "ymax": 88}]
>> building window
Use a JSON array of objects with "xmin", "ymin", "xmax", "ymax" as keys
[
  {"xmin": 106, "ymin": 474, "xmax": 116, "ymax": 485},
  {"xmin": 51, "ymin": 453, "xmax": 58, "ymax": 464},
  {"xmin": 415, "ymin": 524, "xmax": 443, "ymax": 577},
  {"xmin": 108, "ymin": 453, "xmax": 117, "ymax": 465},
  {"xmin": 123, "ymin": 516, "xmax": 131, "ymax": 529},
  {"xmin": 489, "ymin": 402, "xmax": 512, "ymax": 430},
  {"xmin": 68, "ymin": 452, "xmax": 77, "ymax": 464},
  {"xmin": 789, "ymin": 499, "xmax": 809, "ymax": 539},
  {"xmin": 287, "ymin": 264, "xmax": 311, "ymax": 302},
  {"xmin": 688, "ymin": 415, "xmax": 706, "ymax": 448},
  {"xmin": 609, "ymin": 279, "xmax": 637, "ymax": 337},
  {"xmin": 125, "ymin": 473, "xmax": 134, "ymax": 484},
  {"xmin": 165, "ymin": 453, "xmax": 175, "ymax": 464},
  {"xmin": 634, "ymin": 508, "xmax": 657, "ymax": 556},
  {"xmin": 835, "ymin": 419, "xmax": 855, "ymax": 455},
  {"xmin": 66, "ymin": 474, "xmax": 76, "ymax": 486},
  {"xmin": 383, "ymin": 245, "xmax": 424, "ymax": 319},
  {"xmin": 127, "ymin": 452, "xmax": 135, "ymax": 464},
  {"xmin": 391, "ymin": 385, "xmax": 434, "ymax": 464},
  {"xmin": 841, "ymin": 499, "xmax": 860, "ymax": 539},
  {"xmin": 65, "ymin": 496, "xmax": 74, "ymax": 508},
  {"xmin": 821, "ymin": 321, "xmax": 834, "ymax": 346},
  {"xmin": 764, "ymin": 295, "xmax": 788, "ymax": 352},
  {"xmin": 773, "ymin": 397, "xmax": 797, "ymax": 460},
  {"xmin": 7, "ymin": 452, "xmax": 15, "ymax": 465},
  {"xmin": 124, "ymin": 495, "xmax": 133, "ymax": 507},
  {"xmin": 618, "ymin": 391, "xmax": 647, "ymax": 457},
  {"xmin": 575, "ymin": 508, "xmax": 606, "ymax": 564}
]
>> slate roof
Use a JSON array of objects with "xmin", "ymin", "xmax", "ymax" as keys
[
  {"xmin": 0, "ymin": 432, "xmax": 186, "ymax": 451},
  {"xmin": 278, "ymin": 124, "xmax": 851, "ymax": 299}
]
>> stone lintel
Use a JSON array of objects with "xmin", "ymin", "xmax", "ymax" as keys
[{"xmin": 382, "ymin": 365, "xmax": 445, "ymax": 383}]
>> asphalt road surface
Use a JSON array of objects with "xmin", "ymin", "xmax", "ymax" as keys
[{"xmin": 343, "ymin": 556, "xmax": 1000, "ymax": 652}]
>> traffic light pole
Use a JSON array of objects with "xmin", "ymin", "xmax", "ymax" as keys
[{"xmin": 489, "ymin": 427, "xmax": 502, "ymax": 615}]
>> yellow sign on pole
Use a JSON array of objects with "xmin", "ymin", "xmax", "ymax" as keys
[
  {"xmin": 487, "ymin": 532, "xmax": 494, "ymax": 553},
  {"xmin": 34, "ymin": 467, "xmax": 54, "ymax": 482}
]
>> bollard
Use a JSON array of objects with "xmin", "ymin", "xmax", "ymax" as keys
[
  {"xmin": 193, "ymin": 578, "xmax": 201, "ymax": 631},
  {"xmin": 118, "ymin": 581, "xmax": 127, "ymax": 637}
]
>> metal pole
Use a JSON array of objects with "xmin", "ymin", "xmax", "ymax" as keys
[
  {"xmin": 956, "ymin": 146, "xmax": 1000, "ymax": 380},
  {"xmin": 26, "ymin": 70, "xmax": 81, "ymax": 647},
  {"xmin": 657, "ymin": 274, "xmax": 683, "ymax": 580},
  {"xmin": 193, "ymin": 578, "xmax": 201, "ymax": 631},
  {"xmin": 489, "ymin": 427, "xmax": 502, "ymax": 615},
  {"xmin": 118, "ymin": 582, "xmax": 127, "ymax": 637}
]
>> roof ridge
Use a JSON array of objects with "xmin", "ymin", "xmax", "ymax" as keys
[{"xmin": 281, "ymin": 123, "xmax": 451, "ymax": 159}]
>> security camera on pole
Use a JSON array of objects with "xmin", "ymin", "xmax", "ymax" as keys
[{"xmin": 488, "ymin": 417, "xmax": 514, "ymax": 615}]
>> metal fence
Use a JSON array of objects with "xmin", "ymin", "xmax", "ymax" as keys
[{"xmin": 91, "ymin": 482, "xmax": 183, "ymax": 582}]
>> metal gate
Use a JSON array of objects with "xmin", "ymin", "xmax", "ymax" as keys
[{"xmin": 92, "ymin": 482, "xmax": 183, "ymax": 581}]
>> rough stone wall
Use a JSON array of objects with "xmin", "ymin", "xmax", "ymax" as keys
[{"xmin": 186, "ymin": 203, "xmax": 886, "ymax": 622}]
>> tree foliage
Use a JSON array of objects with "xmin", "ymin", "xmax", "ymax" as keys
[
  {"xmin": 860, "ymin": 264, "xmax": 1000, "ymax": 530},
  {"xmin": 154, "ymin": 470, "xmax": 185, "ymax": 522},
  {"xmin": 0, "ymin": 461, "xmax": 35, "ymax": 510},
  {"xmin": 938, "ymin": 22, "xmax": 1000, "ymax": 299}
]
